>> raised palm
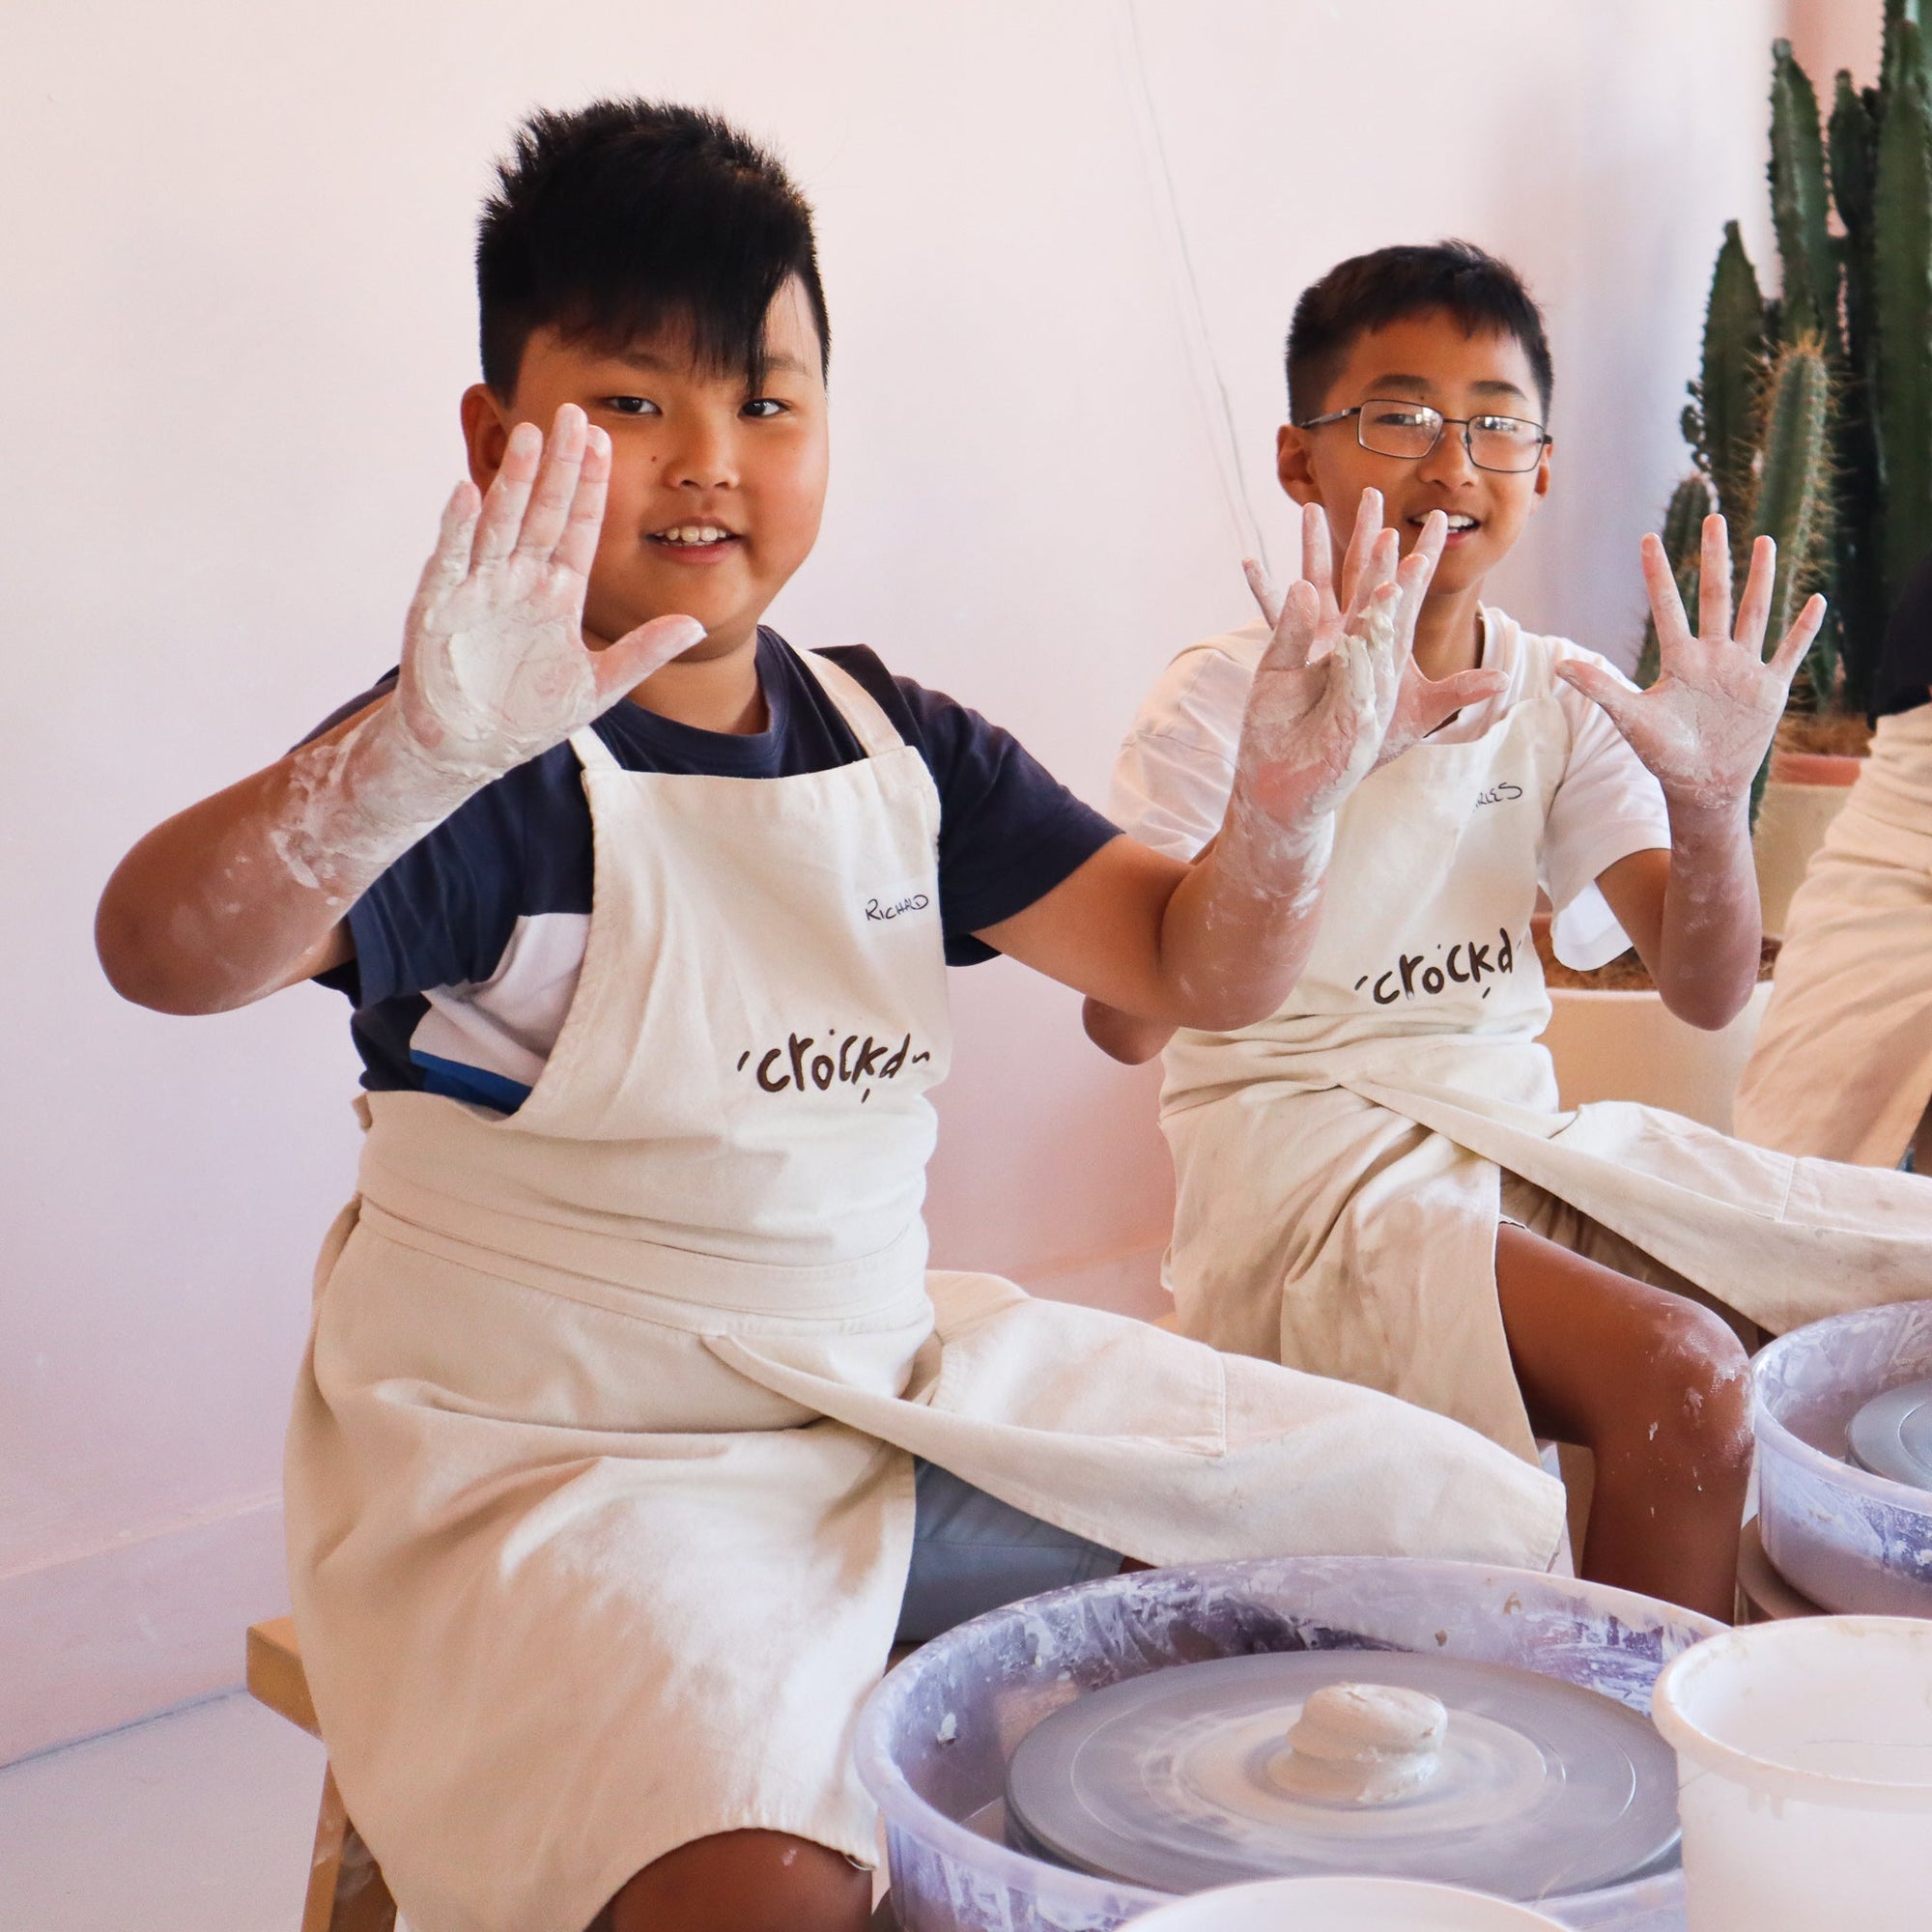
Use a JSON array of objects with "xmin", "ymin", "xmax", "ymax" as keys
[
  {"xmin": 1234, "ymin": 493, "xmax": 1442, "ymax": 828},
  {"xmin": 395, "ymin": 405, "xmax": 703, "ymax": 781},
  {"xmin": 1245, "ymin": 492, "xmax": 1506, "ymax": 786},
  {"xmin": 1555, "ymin": 513, "xmax": 1825, "ymax": 810}
]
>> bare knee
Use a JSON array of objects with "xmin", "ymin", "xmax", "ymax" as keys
[
  {"xmin": 1608, "ymin": 1301, "xmax": 1752, "ymax": 1470},
  {"xmin": 604, "ymin": 1829, "xmax": 870, "ymax": 1932}
]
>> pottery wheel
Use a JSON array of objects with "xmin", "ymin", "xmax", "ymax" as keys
[
  {"xmin": 1848, "ymin": 1378, "xmax": 1932, "ymax": 1492},
  {"xmin": 1003, "ymin": 1652, "xmax": 1679, "ymax": 1899}
]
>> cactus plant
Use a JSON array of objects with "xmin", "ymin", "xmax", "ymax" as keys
[
  {"xmin": 1770, "ymin": 43, "xmax": 1839, "ymax": 356},
  {"xmin": 1874, "ymin": 14, "xmax": 1932, "ymax": 618},
  {"xmin": 1647, "ymin": 6, "xmax": 1932, "ymax": 810}
]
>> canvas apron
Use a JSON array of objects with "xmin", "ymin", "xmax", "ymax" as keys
[
  {"xmin": 284, "ymin": 648, "xmax": 1564, "ymax": 1932},
  {"xmin": 1733, "ymin": 704, "xmax": 1932, "ymax": 1165},
  {"xmin": 1161, "ymin": 636, "xmax": 1932, "ymax": 1463}
]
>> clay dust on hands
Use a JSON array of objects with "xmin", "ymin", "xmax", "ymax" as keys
[
  {"xmin": 1553, "ymin": 514, "xmax": 1826, "ymax": 816},
  {"xmin": 274, "ymin": 405, "xmax": 705, "ymax": 902}
]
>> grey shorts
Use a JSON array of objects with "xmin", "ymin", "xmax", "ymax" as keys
[{"xmin": 895, "ymin": 1460, "xmax": 1123, "ymax": 1644}]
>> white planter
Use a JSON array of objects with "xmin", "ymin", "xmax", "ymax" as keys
[
  {"xmin": 1752, "ymin": 753, "xmax": 1863, "ymax": 939},
  {"xmin": 1541, "ymin": 982, "xmax": 1772, "ymax": 1133}
]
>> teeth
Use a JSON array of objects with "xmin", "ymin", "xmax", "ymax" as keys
[{"xmin": 656, "ymin": 525, "xmax": 733, "ymax": 545}]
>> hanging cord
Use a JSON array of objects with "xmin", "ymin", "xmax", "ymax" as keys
[{"xmin": 1114, "ymin": 0, "xmax": 1270, "ymax": 572}]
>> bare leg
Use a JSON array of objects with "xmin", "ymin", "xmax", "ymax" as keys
[
  {"xmin": 601, "ymin": 1830, "xmax": 871, "ymax": 1932},
  {"xmin": 1494, "ymin": 1223, "xmax": 1750, "ymax": 1622}
]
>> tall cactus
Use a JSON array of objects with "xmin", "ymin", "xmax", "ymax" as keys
[
  {"xmin": 1747, "ymin": 341, "xmax": 1833, "ymax": 813},
  {"xmin": 1830, "ymin": 69, "xmax": 1886, "ymax": 709},
  {"xmin": 1686, "ymin": 223, "xmax": 1768, "ymax": 543},
  {"xmin": 1653, "ymin": 13, "xmax": 1932, "ymax": 729},
  {"xmin": 1751, "ymin": 341, "xmax": 1835, "ymax": 654},
  {"xmin": 1875, "ymin": 15, "xmax": 1932, "ymax": 615},
  {"xmin": 1770, "ymin": 42, "xmax": 1841, "ymax": 357}
]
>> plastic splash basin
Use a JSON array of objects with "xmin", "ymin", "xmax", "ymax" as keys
[
  {"xmin": 853, "ymin": 1556, "xmax": 1717, "ymax": 1932},
  {"xmin": 1751, "ymin": 1299, "xmax": 1932, "ymax": 1616}
]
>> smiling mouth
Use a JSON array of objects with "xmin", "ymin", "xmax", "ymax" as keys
[
  {"xmin": 647, "ymin": 524, "xmax": 741, "ymax": 550},
  {"xmin": 1411, "ymin": 513, "xmax": 1482, "ymax": 537}
]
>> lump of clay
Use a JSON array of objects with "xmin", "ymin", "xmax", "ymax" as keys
[{"xmin": 1275, "ymin": 1682, "xmax": 1449, "ymax": 1804}]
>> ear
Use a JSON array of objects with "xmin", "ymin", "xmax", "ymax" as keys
[
  {"xmin": 1526, "ymin": 436, "xmax": 1554, "ymax": 514},
  {"xmin": 460, "ymin": 384, "xmax": 513, "ymax": 494},
  {"xmin": 1276, "ymin": 422, "xmax": 1320, "ymax": 507}
]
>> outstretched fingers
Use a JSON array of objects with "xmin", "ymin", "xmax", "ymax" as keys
[
  {"xmin": 409, "ymin": 482, "xmax": 483, "ymax": 616},
  {"xmin": 508, "ymin": 405, "xmax": 590, "ymax": 563},
  {"xmin": 1394, "ymin": 510, "xmax": 1446, "ymax": 646},
  {"xmin": 1335, "ymin": 488, "xmax": 1383, "ymax": 613},
  {"xmin": 1243, "ymin": 556, "xmax": 1287, "ymax": 632},
  {"xmin": 1733, "ymin": 534, "xmax": 1776, "ymax": 657},
  {"xmin": 1301, "ymin": 502, "xmax": 1337, "ymax": 618},
  {"xmin": 1766, "ymin": 592, "xmax": 1829, "ymax": 685},
  {"xmin": 1697, "ymin": 512, "xmax": 1734, "ymax": 642},
  {"xmin": 554, "ymin": 424, "xmax": 612, "ymax": 582},
  {"xmin": 593, "ymin": 613, "xmax": 710, "ymax": 703},
  {"xmin": 1552, "ymin": 657, "xmax": 1638, "ymax": 736},
  {"xmin": 470, "ymin": 419, "xmax": 545, "ymax": 565},
  {"xmin": 1257, "ymin": 577, "xmax": 1323, "ymax": 675},
  {"xmin": 1639, "ymin": 531, "xmax": 1694, "ymax": 655}
]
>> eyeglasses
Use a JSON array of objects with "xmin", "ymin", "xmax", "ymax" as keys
[{"xmin": 1296, "ymin": 398, "xmax": 1550, "ymax": 473}]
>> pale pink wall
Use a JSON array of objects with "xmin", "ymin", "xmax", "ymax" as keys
[{"xmin": 3, "ymin": 0, "xmax": 1783, "ymax": 1759}]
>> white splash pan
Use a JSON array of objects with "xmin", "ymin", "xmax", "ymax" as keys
[
  {"xmin": 1752, "ymin": 1299, "xmax": 1932, "ymax": 1616},
  {"xmin": 854, "ymin": 1556, "xmax": 1717, "ymax": 1932}
]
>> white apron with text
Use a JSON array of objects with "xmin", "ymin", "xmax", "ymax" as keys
[
  {"xmin": 283, "ymin": 648, "xmax": 1564, "ymax": 1932},
  {"xmin": 1161, "ymin": 634, "xmax": 1932, "ymax": 1463}
]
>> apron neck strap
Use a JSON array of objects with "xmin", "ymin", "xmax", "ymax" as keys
[
  {"xmin": 564, "ymin": 646, "xmax": 907, "ymax": 773},
  {"xmin": 795, "ymin": 649, "xmax": 907, "ymax": 758},
  {"xmin": 568, "ymin": 724, "xmax": 622, "ymax": 773}
]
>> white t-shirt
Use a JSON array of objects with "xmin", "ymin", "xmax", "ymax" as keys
[{"xmin": 1112, "ymin": 609, "xmax": 1672, "ymax": 970}]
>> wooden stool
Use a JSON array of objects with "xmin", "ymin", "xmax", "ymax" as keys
[{"xmin": 246, "ymin": 1619, "xmax": 397, "ymax": 1932}]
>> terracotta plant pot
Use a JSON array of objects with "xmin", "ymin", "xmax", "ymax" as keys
[{"xmin": 1753, "ymin": 747, "xmax": 1865, "ymax": 939}]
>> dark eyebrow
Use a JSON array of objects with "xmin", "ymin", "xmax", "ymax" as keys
[
  {"xmin": 1470, "ymin": 378, "xmax": 1531, "ymax": 406},
  {"xmin": 1364, "ymin": 374, "xmax": 1434, "ymax": 397},
  {"xmin": 609, "ymin": 348, "xmax": 813, "ymax": 380}
]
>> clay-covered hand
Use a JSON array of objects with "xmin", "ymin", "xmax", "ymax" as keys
[
  {"xmin": 393, "ymin": 403, "xmax": 705, "ymax": 782},
  {"xmin": 1554, "ymin": 513, "xmax": 1826, "ymax": 811},
  {"xmin": 1247, "ymin": 495, "xmax": 1496, "ymax": 772},
  {"xmin": 1229, "ymin": 494, "xmax": 1425, "ymax": 839}
]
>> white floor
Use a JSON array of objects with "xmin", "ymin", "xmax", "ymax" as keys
[{"xmin": 0, "ymin": 1690, "xmax": 327, "ymax": 1932}]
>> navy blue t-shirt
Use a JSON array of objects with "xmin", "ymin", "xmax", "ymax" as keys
[{"xmin": 310, "ymin": 629, "xmax": 1118, "ymax": 1111}]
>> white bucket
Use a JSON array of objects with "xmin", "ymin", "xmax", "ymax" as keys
[
  {"xmin": 1651, "ymin": 1617, "xmax": 1932, "ymax": 1931},
  {"xmin": 1126, "ymin": 1876, "xmax": 1568, "ymax": 1929}
]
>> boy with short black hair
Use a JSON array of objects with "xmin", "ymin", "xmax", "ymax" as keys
[
  {"xmin": 98, "ymin": 119, "xmax": 1564, "ymax": 1932},
  {"xmin": 1090, "ymin": 238, "xmax": 1932, "ymax": 1627}
]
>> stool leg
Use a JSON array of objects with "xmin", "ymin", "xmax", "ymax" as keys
[{"xmin": 302, "ymin": 1764, "xmax": 397, "ymax": 1932}]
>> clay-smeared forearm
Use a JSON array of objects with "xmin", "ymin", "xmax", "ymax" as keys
[
  {"xmin": 98, "ymin": 407, "xmax": 703, "ymax": 1014},
  {"xmin": 1139, "ymin": 499, "xmax": 1443, "ymax": 1034},
  {"xmin": 1557, "ymin": 515, "xmax": 1825, "ymax": 1032}
]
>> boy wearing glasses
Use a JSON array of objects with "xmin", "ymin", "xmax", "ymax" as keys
[{"xmin": 1088, "ymin": 241, "xmax": 1931, "ymax": 1621}]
